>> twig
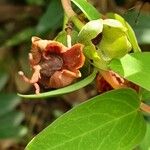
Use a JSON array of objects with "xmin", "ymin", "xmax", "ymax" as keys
[
  {"xmin": 100, "ymin": 70, "xmax": 150, "ymax": 114},
  {"xmin": 140, "ymin": 102, "xmax": 150, "ymax": 114},
  {"xmin": 65, "ymin": 21, "xmax": 73, "ymax": 48},
  {"xmin": 100, "ymin": 70, "xmax": 126, "ymax": 89},
  {"xmin": 61, "ymin": 0, "xmax": 84, "ymax": 30},
  {"xmin": 61, "ymin": 0, "xmax": 76, "ymax": 18}
]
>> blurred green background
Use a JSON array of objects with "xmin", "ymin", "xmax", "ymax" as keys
[{"xmin": 0, "ymin": 0, "xmax": 149, "ymax": 149}]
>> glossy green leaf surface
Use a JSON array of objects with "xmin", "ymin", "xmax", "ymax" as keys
[
  {"xmin": 109, "ymin": 52, "xmax": 150, "ymax": 91},
  {"xmin": 140, "ymin": 88, "xmax": 150, "ymax": 102},
  {"xmin": 26, "ymin": 88, "xmax": 146, "ymax": 150},
  {"xmin": 18, "ymin": 69, "xmax": 97, "ymax": 99},
  {"xmin": 71, "ymin": 0, "xmax": 101, "ymax": 20},
  {"xmin": 0, "ymin": 94, "xmax": 21, "ymax": 116},
  {"xmin": 123, "ymin": 11, "xmax": 150, "ymax": 45},
  {"xmin": 139, "ymin": 123, "xmax": 150, "ymax": 150}
]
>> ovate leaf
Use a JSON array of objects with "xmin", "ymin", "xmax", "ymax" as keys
[
  {"xmin": 18, "ymin": 69, "xmax": 97, "ymax": 99},
  {"xmin": 71, "ymin": 0, "xmax": 101, "ymax": 20},
  {"xmin": 123, "ymin": 11, "xmax": 150, "ymax": 45},
  {"xmin": 139, "ymin": 123, "xmax": 150, "ymax": 150},
  {"xmin": 26, "ymin": 88, "xmax": 146, "ymax": 150},
  {"xmin": 140, "ymin": 88, "xmax": 150, "ymax": 102},
  {"xmin": 109, "ymin": 52, "xmax": 150, "ymax": 91}
]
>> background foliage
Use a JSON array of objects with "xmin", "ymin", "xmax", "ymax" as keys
[{"xmin": 0, "ymin": 0, "xmax": 150, "ymax": 149}]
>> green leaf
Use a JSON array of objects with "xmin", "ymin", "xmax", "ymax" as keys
[
  {"xmin": 78, "ymin": 19, "xmax": 103, "ymax": 44},
  {"xmin": 0, "ymin": 72, "xmax": 9, "ymax": 91},
  {"xmin": 134, "ymin": 28, "xmax": 150, "ymax": 45},
  {"xmin": 26, "ymin": 88, "xmax": 146, "ymax": 150},
  {"xmin": 18, "ymin": 69, "xmax": 97, "ymax": 99},
  {"xmin": 36, "ymin": 0, "xmax": 63, "ymax": 34},
  {"xmin": 140, "ymin": 88, "xmax": 150, "ymax": 102},
  {"xmin": 71, "ymin": 0, "xmax": 101, "ymax": 20},
  {"xmin": 107, "ymin": 13, "xmax": 141, "ymax": 52},
  {"xmin": 139, "ymin": 123, "xmax": 150, "ymax": 150},
  {"xmin": 123, "ymin": 11, "xmax": 150, "ymax": 45},
  {"xmin": 0, "ymin": 94, "xmax": 21, "ymax": 116},
  {"xmin": 3, "ymin": 27, "xmax": 35, "ymax": 47},
  {"xmin": 109, "ymin": 52, "xmax": 150, "ymax": 91}
]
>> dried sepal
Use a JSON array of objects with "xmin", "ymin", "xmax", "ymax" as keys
[{"xmin": 19, "ymin": 36, "xmax": 85, "ymax": 94}]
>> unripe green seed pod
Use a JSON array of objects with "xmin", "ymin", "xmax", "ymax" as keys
[{"xmin": 98, "ymin": 24, "xmax": 132, "ymax": 59}]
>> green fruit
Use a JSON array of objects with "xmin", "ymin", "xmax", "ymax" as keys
[{"xmin": 98, "ymin": 25, "xmax": 132, "ymax": 59}]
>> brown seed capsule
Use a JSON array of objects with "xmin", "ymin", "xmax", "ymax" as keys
[{"xmin": 18, "ymin": 37, "xmax": 85, "ymax": 94}]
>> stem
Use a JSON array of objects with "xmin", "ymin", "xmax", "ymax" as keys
[
  {"xmin": 70, "ymin": 16, "xmax": 84, "ymax": 30},
  {"xmin": 67, "ymin": 34, "xmax": 72, "ymax": 48},
  {"xmin": 61, "ymin": 0, "xmax": 76, "ymax": 18},
  {"xmin": 63, "ymin": 14, "xmax": 68, "ymax": 30},
  {"xmin": 61, "ymin": 0, "xmax": 84, "ymax": 30},
  {"xmin": 100, "ymin": 70, "xmax": 127, "ymax": 89},
  {"xmin": 65, "ymin": 22, "xmax": 72, "ymax": 48},
  {"xmin": 100, "ymin": 70, "xmax": 150, "ymax": 114},
  {"xmin": 140, "ymin": 102, "xmax": 150, "ymax": 114}
]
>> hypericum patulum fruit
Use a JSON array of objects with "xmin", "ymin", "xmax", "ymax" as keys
[
  {"xmin": 98, "ymin": 22, "xmax": 132, "ymax": 60},
  {"xmin": 18, "ymin": 37, "xmax": 85, "ymax": 94}
]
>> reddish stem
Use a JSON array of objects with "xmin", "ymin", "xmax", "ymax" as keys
[
  {"xmin": 100, "ymin": 70, "xmax": 126, "ymax": 89},
  {"xmin": 61, "ymin": 0, "xmax": 76, "ymax": 18},
  {"xmin": 100, "ymin": 70, "xmax": 150, "ymax": 114},
  {"xmin": 140, "ymin": 102, "xmax": 150, "ymax": 114}
]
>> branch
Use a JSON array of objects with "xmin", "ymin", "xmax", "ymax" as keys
[
  {"xmin": 100, "ymin": 70, "xmax": 150, "ymax": 114},
  {"xmin": 61, "ymin": 0, "xmax": 76, "ymax": 18},
  {"xmin": 140, "ymin": 102, "xmax": 150, "ymax": 114},
  {"xmin": 61, "ymin": 0, "xmax": 84, "ymax": 30}
]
